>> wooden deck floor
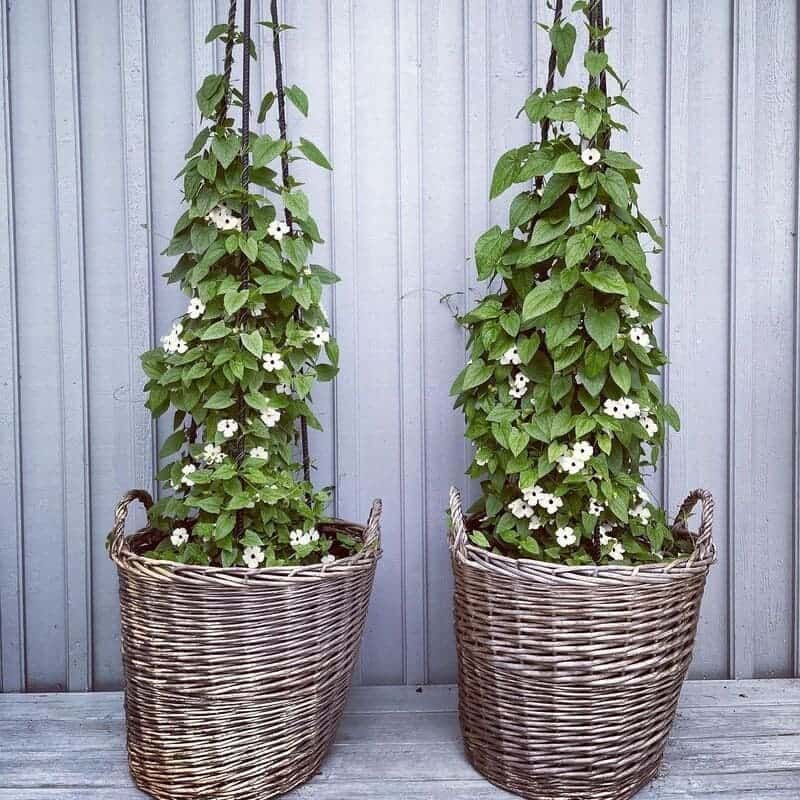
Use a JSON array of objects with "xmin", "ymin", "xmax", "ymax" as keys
[{"xmin": 0, "ymin": 680, "xmax": 798, "ymax": 799}]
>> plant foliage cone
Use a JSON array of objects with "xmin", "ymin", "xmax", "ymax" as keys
[
  {"xmin": 451, "ymin": 2, "xmax": 685, "ymax": 566},
  {"xmin": 139, "ymin": 14, "xmax": 349, "ymax": 568}
]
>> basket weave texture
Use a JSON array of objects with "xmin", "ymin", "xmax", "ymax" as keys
[
  {"xmin": 449, "ymin": 486, "xmax": 715, "ymax": 800},
  {"xmin": 109, "ymin": 489, "xmax": 381, "ymax": 800}
]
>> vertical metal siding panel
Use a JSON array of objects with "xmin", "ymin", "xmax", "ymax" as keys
[
  {"xmin": 119, "ymin": 0, "xmax": 155, "ymax": 500},
  {"xmin": 146, "ymin": 3, "xmax": 193, "ymax": 469},
  {"xmin": 50, "ymin": 0, "xmax": 91, "ymax": 692},
  {"xmin": 327, "ymin": 0, "xmax": 362, "ymax": 683},
  {"xmin": 395, "ymin": 0, "xmax": 428, "ymax": 685},
  {"xmin": 78, "ymin": 0, "xmax": 132, "ymax": 691},
  {"xmin": 665, "ymin": 0, "xmax": 732, "ymax": 678},
  {"xmin": 11, "ymin": 0, "xmax": 67, "ymax": 691},
  {"xmin": 795, "ymin": 5, "xmax": 800, "ymax": 679},
  {"xmin": 422, "ymin": 0, "xmax": 465, "ymax": 684},
  {"xmin": 190, "ymin": 0, "xmax": 217, "ymax": 129},
  {"xmin": 345, "ymin": 0, "xmax": 403, "ymax": 685},
  {"xmin": 731, "ymin": 0, "xmax": 797, "ymax": 678},
  {"xmin": 280, "ymin": 2, "xmax": 337, "ymax": 499},
  {"xmin": 0, "ymin": 0, "xmax": 24, "ymax": 693}
]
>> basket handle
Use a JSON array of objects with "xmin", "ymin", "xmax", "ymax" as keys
[
  {"xmin": 448, "ymin": 487, "xmax": 468, "ymax": 557},
  {"xmin": 672, "ymin": 488, "xmax": 715, "ymax": 562},
  {"xmin": 360, "ymin": 498, "xmax": 382, "ymax": 553},
  {"xmin": 108, "ymin": 489, "xmax": 154, "ymax": 559}
]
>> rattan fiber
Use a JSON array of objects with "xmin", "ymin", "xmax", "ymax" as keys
[
  {"xmin": 109, "ymin": 490, "xmax": 381, "ymax": 800},
  {"xmin": 449, "ymin": 486, "xmax": 715, "ymax": 800}
]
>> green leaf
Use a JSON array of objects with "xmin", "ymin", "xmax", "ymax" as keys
[
  {"xmin": 522, "ymin": 279, "xmax": 564, "ymax": 322},
  {"xmin": 584, "ymin": 265, "xmax": 629, "ymax": 296},
  {"xmin": 240, "ymin": 236, "xmax": 258, "ymax": 263},
  {"xmin": 609, "ymin": 359, "xmax": 631, "ymax": 393},
  {"xmin": 462, "ymin": 361, "xmax": 494, "ymax": 390},
  {"xmin": 159, "ymin": 429, "xmax": 186, "ymax": 459},
  {"xmin": 585, "ymin": 51, "xmax": 609, "ymax": 77},
  {"xmin": 530, "ymin": 217, "xmax": 570, "ymax": 247},
  {"xmin": 490, "ymin": 149, "xmax": 519, "ymax": 199},
  {"xmin": 251, "ymin": 135, "xmax": 286, "ymax": 168},
  {"xmin": 602, "ymin": 151, "xmax": 641, "ymax": 171},
  {"xmin": 575, "ymin": 106, "xmax": 602, "ymax": 139},
  {"xmin": 584, "ymin": 307, "xmax": 620, "ymax": 350},
  {"xmin": 550, "ymin": 21, "xmax": 577, "ymax": 75},
  {"xmin": 201, "ymin": 321, "xmax": 230, "ymax": 340},
  {"xmin": 211, "ymin": 133, "xmax": 240, "ymax": 169},
  {"xmin": 475, "ymin": 226, "xmax": 512, "ymax": 279},
  {"xmin": 664, "ymin": 404, "xmax": 681, "ymax": 431},
  {"xmin": 565, "ymin": 232, "xmax": 593, "ymax": 269},
  {"xmin": 539, "ymin": 173, "xmax": 573, "ymax": 211},
  {"xmin": 257, "ymin": 91, "xmax": 276, "ymax": 123},
  {"xmin": 224, "ymin": 289, "xmax": 249, "ymax": 315},
  {"xmin": 240, "ymin": 330, "xmax": 263, "ymax": 358},
  {"xmin": 508, "ymin": 427, "xmax": 530, "ymax": 458},
  {"xmin": 285, "ymin": 85, "xmax": 309, "ymax": 116},
  {"xmin": 205, "ymin": 23, "xmax": 229, "ymax": 42},
  {"xmin": 598, "ymin": 168, "xmax": 630, "ymax": 208},
  {"xmin": 298, "ymin": 137, "xmax": 332, "ymax": 170},
  {"xmin": 469, "ymin": 531, "xmax": 490, "ymax": 549},
  {"xmin": 283, "ymin": 190, "xmax": 309, "ymax": 221},
  {"xmin": 205, "ymin": 390, "xmax": 235, "ymax": 409},
  {"xmin": 259, "ymin": 275, "xmax": 292, "ymax": 294},
  {"xmin": 552, "ymin": 151, "xmax": 584, "ymax": 173}
]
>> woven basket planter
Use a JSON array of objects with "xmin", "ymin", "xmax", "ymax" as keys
[
  {"xmin": 108, "ymin": 489, "xmax": 381, "ymax": 800},
  {"xmin": 449, "ymin": 486, "xmax": 715, "ymax": 800}
]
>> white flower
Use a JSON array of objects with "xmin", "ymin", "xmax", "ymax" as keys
[
  {"xmin": 187, "ymin": 297, "xmax": 205, "ymax": 319},
  {"xmin": 598, "ymin": 523, "xmax": 614, "ymax": 545},
  {"xmin": 581, "ymin": 147, "xmax": 601, "ymax": 166},
  {"xmin": 573, "ymin": 441, "xmax": 594, "ymax": 461},
  {"xmin": 630, "ymin": 503, "xmax": 652, "ymax": 523},
  {"xmin": 588, "ymin": 498, "xmax": 605, "ymax": 517},
  {"xmin": 249, "ymin": 446, "xmax": 270, "ymax": 460},
  {"xmin": 309, "ymin": 527, "xmax": 320, "ymax": 543},
  {"xmin": 555, "ymin": 526, "xmax": 577, "ymax": 547},
  {"xmin": 299, "ymin": 531, "xmax": 312, "ymax": 546},
  {"xmin": 260, "ymin": 407, "xmax": 281, "ymax": 428},
  {"xmin": 603, "ymin": 398, "xmax": 626, "ymax": 420},
  {"xmin": 641, "ymin": 416, "xmax": 659, "ymax": 437},
  {"xmin": 289, "ymin": 529, "xmax": 303, "ymax": 546},
  {"xmin": 620, "ymin": 301, "xmax": 639, "ymax": 319},
  {"xmin": 170, "ymin": 527, "xmax": 189, "ymax": 547},
  {"xmin": 310, "ymin": 326, "xmax": 330, "ymax": 346},
  {"xmin": 161, "ymin": 322, "xmax": 188, "ymax": 355},
  {"xmin": 539, "ymin": 493, "xmax": 564, "ymax": 515},
  {"xmin": 509, "ymin": 498, "xmax": 534, "ymax": 519},
  {"xmin": 557, "ymin": 455, "xmax": 585, "ymax": 475},
  {"xmin": 511, "ymin": 372, "xmax": 529, "ymax": 390},
  {"xmin": 205, "ymin": 203, "xmax": 242, "ymax": 231},
  {"xmin": 202, "ymin": 443, "xmax": 225, "ymax": 465},
  {"xmin": 509, "ymin": 384, "xmax": 527, "ymax": 399},
  {"xmin": 621, "ymin": 397, "xmax": 641, "ymax": 419},
  {"xmin": 522, "ymin": 484, "xmax": 545, "ymax": 507},
  {"xmin": 217, "ymin": 419, "xmax": 239, "ymax": 438},
  {"xmin": 629, "ymin": 326, "xmax": 652, "ymax": 351},
  {"xmin": 609, "ymin": 541, "xmax": 625, "ymax": 561},
  {"xmin": 528, "ymin": 514, "xmax": 542, "ymax": 530},
  {"xmin": 500, "ymin": 346, "xmax": 522, "ymax": 366},
  {"xmin": 242, "ymin": 545, "xmax": 265, "ymax": 568},
  {"xmin": 180, "ymin": 463, "xmax": 197, "ymax": 486},
  {"xmin": 267, "ymin": 219, "xmax": 291, "ymax": 241},
  {"xmin": 262, "ymin": 352, "xmax": 285, "ymax": 372},
  {"xmin": 275, "ymin": 383, "xmax": 292, "ymax": 395},
  {"xmin": 321, "ymin": 554, "xmax": 335, "ymax": 565}
]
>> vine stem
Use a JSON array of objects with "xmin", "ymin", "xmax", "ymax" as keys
[{"xmin": 270, "ymin": 0, "xmax": 312, "ymax": 488}]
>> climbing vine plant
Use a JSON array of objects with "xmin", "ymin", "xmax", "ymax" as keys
[
  {"xmin": 139, "ymin": 7, "xmax": 350, "ymax": 568},
  {"xmin": 451, "ymin": 1, "xmax": 685, "ymax": 565}
]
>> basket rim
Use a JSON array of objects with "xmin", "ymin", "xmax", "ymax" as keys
[
  {"xmin": 449, "ymin": 487, "xmax": 716, "ymax": 582},
  {"xmin": 111, "ymin": 517, "xmax": 381, "ymax": 580}
]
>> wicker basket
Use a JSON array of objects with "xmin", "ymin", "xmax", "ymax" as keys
[
  {"xmin": 448, "ymin": 486, "xmax": 715, "ymax": 800},
  {"xmin": 108, "ymin": 489, "xmax": 381, "ymax": 800}
]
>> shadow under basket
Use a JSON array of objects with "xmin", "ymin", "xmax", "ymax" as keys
[
  {"xmin": 108, "ymin": 490, "xmax": 382, "ymax": 800},
  {"xmin": 448, "ymin": 487, "xmax": 715, "ymax": 800}
]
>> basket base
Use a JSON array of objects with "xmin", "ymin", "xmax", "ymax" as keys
[{"xmin": 464, "ymin": 750, "xmax": 661, "ymax": 800}]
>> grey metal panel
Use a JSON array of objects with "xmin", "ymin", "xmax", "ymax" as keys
[{"xmin": 1, "ymin": 0, "xmax": 799, "ymax": 689}]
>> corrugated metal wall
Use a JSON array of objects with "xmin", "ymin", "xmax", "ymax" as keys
[{"xmin": 1, "ymin": 0, "xmax": 798, "ymax": 691}]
